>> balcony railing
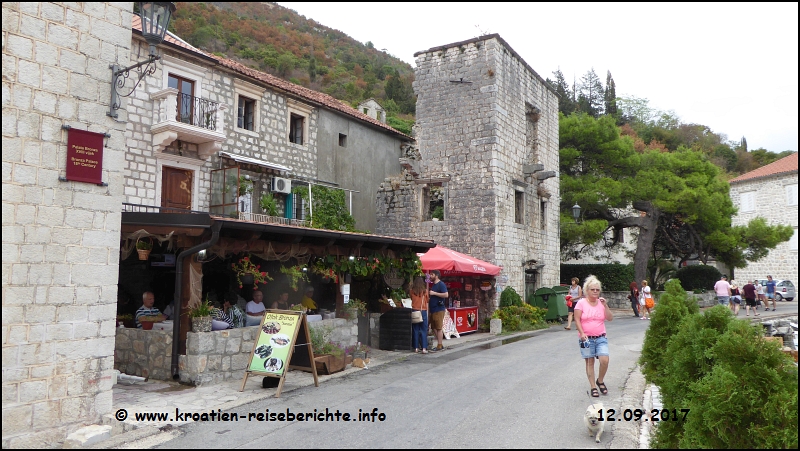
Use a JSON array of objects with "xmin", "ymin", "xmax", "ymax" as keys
[
  {"xmin": 176, "ymin": 92, "xmax": 218, "ymax": 131},
  {"xmin": 150, "ymin": 88, "xmax": 227, "ymax": 158}
]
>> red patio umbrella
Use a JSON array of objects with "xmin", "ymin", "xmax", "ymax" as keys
[{"xmin": 418, "ymin": 245, "xmax": 502, "ymax": 276}]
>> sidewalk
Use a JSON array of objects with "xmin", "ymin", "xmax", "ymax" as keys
[{"xmin": 95, "ymin": 329, "xmax": 499, "ymax": 448}]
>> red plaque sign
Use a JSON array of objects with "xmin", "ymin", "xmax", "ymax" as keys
[{"xmin": 66, "ymin": 128, "xmax": 105, "ymax": 184}]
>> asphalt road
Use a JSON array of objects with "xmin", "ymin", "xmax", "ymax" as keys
[{"xmin": 155, "ymin": 313, "xmax": 651, "ymax": 449}]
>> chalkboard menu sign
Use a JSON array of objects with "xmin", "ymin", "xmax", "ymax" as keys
[{"xmin": 239, "ymin": 310, "xmax": 318, "ymax": 397}]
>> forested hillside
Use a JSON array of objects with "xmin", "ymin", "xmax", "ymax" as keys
[
  {"xmin": 168, "ymin": 3, "xmax": 790, "ymax": 174},
  {"xmin": 169, "ymin": 2, "xmax": 416, "ymax": 133}
]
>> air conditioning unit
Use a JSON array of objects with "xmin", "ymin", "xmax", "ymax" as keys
[{"xmin": 271, "ymin": 177, "xmax": 292, "ymax": 194}]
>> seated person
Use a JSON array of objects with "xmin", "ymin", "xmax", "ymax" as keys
[
  {"xmin": 301, "ymin": 286, "xmax": 317, "ymax": 313},
  {"xmin": 223, "ymin": 292, "xmax": 246, "ymax": 328},
  {"xmin": 135, "ymin": 291, "xmax": 165, "ymax": 328},
  {"xmin": 246, "ymin": 290, "xmax": 267, "ymax": 326},
  {"xmin": 271, "ymin": 291, "xmax": 291, "ymax": 310}
]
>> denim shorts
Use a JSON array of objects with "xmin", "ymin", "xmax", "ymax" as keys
[
  {"xmin": 717, "ymin": 296, "xmax": 730, "ymax": 306},
  {"xmin": 579, "ymin": 335, "xmax": 609, "ymax": 359}
]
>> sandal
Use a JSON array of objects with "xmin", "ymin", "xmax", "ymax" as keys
[
  {"xmin": 596, "ymin": 379, "xmax": 608, "ymax": 395},
  {"xmin": 564, "ymin": 326, "xmax": 571, "ymax": 330},
  {"xmin": 414, "ymin": 348, "xmax": 420, "ymax": 353},
  {"xmin": 589, "ymin": 388, "xmax": 600, "ymax": 398}
]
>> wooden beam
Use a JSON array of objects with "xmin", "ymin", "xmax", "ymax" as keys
[{"xmin": 121, "ymin": 225, "xmax": 207, "ymax": 236}]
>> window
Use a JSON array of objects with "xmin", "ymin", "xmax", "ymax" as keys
[
  {"xmin": 787, "ymin": 184, "xmax": 798, "ymax": 206},
  {"xmin": 168, "ymin": 74, "xmax": 194, "ymax": 124},
  {"xmin": 790, "ymin": 228, "xmax": 798, "ymax": 251},
  {"xmin": 339, "ymin": 133, "xmax": 347, "ymax": 147},
  {"xmin": 740, "ymin": 191, "xmax": 756, "ymax": 212},
  {"xmin": 540, "ymin": 200, "xmax": 546, "ymax": 229},
  {"xmin": 425, "ymin": 183, "xmax": 445, "ymax": 221},
  {"xmin": 363, "ymin": 108, "xmax": 369, "ymax": 115},
  {"xmin": 289, "ymin": 114, "xmax": 304, "ymax": 145},
  {"xmin": 237, "ymin": 95, "xmax": 255, "ymax": 131},
  {"xmin": 514, "ymin": 191, "xmax": 524, "ymax": 224}
]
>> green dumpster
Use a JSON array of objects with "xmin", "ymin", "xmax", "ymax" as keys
[
  {"xmin": 550, "ymin": 285, "xmax": 569, "ymax": 320},
  {"xmin": 532, "ymin": 287, "xmax": 562, "ymax": 321}
]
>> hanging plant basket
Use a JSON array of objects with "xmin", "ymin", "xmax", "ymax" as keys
[
  {"xmin": 240, "ymin": 273, "xmax": 254, "ymax": 285},
  {"xmin": 137, "ymin": 249, "xmax": 151, "ymax": 261},
  {"xmin": 135, "ymin": 237, "xmax": 153, "ymax": 261}
]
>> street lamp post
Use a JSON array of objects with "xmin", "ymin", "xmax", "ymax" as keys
[
  {"xmin": 571, "ymin": 203, "xmax": 581, "ymax": 223},
  {"xmin": 108, "ymin": 2, "xmax": 176, "ymax": 118}
]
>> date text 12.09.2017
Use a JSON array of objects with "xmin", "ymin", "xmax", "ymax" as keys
[{"xmin": 597, "ymin": 408, "xmax": 689, "ymax": 422}]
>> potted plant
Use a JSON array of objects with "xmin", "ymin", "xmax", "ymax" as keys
[
  {"xmin": 238, "ymin": 176, "xmax": 254, "ymax": 197},
  {"xmin": 117, "ymin": 314, "xmax": 135, "ymax": 329},
  {"xmin": 341, "ymin": 298, "xmax": 367, "ymax": 320},
  {"xmin": 138, "ymin": 314, "xmax": 164, "ymax": 330},
  {"xmin": 187, "ymin": 298, "xmax": 213, "ymax": 332},
  {"xmin": 280, "ymin": 265, "xmax": 310, "ymax": 291},
  {"xmin": 309, "ymin": 326, "xmax": 346, "ymax": 375},
  {"xmin": 231, "ymin": 255, "xmax": 273, "ymax": 289},
  {"xmin": 136, "ymin": 238, "xmax": 152, "ymax": 260},
  {"xmin": 259, "ymin": 192, "xmax": 279, "ymax": 216},
  {"xmin": 346, "ymin": 342, "xmax": 370, "ymax": 361}
]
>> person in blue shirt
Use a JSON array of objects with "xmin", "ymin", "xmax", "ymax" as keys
[
  {"xmin": 765, "ymin": 275, "xmax": 777, "ymax": 311},
  {"xmin": 428, "ymin": 270, "xmax": 448, "ymax": 352}
]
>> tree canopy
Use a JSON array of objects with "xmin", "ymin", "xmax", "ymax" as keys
[{"xmin": 560, "ymin": 113, "xmax": 793, "ymax": 282}]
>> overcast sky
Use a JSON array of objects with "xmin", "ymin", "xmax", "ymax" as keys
[{"xmin": 279, "ymin": 2, "xmax": 798, "ymax": 153}]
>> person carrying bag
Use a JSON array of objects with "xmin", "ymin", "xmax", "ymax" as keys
[{"xmin": 409, "ymin": 276, "xmax": 430, "ymax": 354}]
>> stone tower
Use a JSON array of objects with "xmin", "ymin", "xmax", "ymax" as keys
[{"xmin": 376, "ymin": 34, "xmax": 560, "ymax": 299}]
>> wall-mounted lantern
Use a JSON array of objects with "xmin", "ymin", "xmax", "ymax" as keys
[{"xmin": 108, "ymin": 2, "xmax": 176, "ymax": 118}]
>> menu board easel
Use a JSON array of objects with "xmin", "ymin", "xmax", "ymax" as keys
[{"xmin": 240, "ymin": 310, "xmax": 318, "ymax": 397}]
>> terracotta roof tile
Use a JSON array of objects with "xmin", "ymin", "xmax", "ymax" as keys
[
  {"xmin": 730, "ymin": 152, "xmax": 798, "ymax": 183},
  {"xmin": 132, "ymin": 17, "xmax": 410, "ymax": 140}
]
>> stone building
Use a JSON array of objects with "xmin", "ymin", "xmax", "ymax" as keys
[
  {"xmin": 2, "ymin": 2, "xmax": 133, "ymax": 447},
  {"xmin": 729, "ymin": 152, "xmax": 798, "ymax": 284},
  {"xmin": 124, "ymin": 18, "xmax": 411, "ymax": 232},
  {"xmin": 356, "ymin": 98, "xmax": 386, "ymax": 123},
  {"xmin": 375, "ymin": 34, "xmax": 561, "ymax": 302}
]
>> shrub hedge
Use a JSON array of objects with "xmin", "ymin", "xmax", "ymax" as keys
[
  {"xmin": 560, "ymin": 264, "xmax": 634, "ymax": 291},
  {"xmin": 491, "ymin": 304, "xmax": 546, "ymax": 332},
  {"xmin": 674, "ymin": 264, "xmax": 722, "ymax": 290},
  {"xmin": 499, "ymin": 286, "xmax": 523, "ymax": 307},
  {"xmin": 639, "ymin": 279, "xmax": 797, "ymax": 448}
]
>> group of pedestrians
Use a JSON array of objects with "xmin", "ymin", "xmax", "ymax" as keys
[
  {"xmin": 410, "ymin": 270, "xmax": 448, "ymax": 354},
  {"xmin": 714, "ymin": 274, "xmax": 779, "ymax": 316},
  {"xmin": 625, "ymin": 280, "xmax": 654, "ymax": 319}
]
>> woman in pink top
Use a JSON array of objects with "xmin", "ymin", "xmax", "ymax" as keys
[{"xmin": 575, "ymin": 275, "xmax": 614, "ymax": 398}]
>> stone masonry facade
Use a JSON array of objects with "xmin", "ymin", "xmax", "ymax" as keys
[
  {"xmin": 730, "ymin": 173, "xmax": 798, "ymax": 285},
  {"xmin": 122, "ymin": 38, "xmax": 318, "ymax": 213},
  {"xmin": 115, "ymin": 319, "xmax": 359, "ymax": 386},
  {"xmin": 376, "ymin": 35, "xmax": 560, "ymax": 301},
  {"xmin": 2, "ymin": 3, "xmax": 132, "ymax": 447}
]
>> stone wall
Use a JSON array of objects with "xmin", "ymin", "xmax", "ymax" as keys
[
  {"xmin": 114, "ymin": 318, "xmax": 360, "ymax": 386},
  {"xmin": 730, "ymin": 173, "xmax": 798, "ymax": 285},
  {"xmin": 377, "ymin": 35, "xmax": 560, "ymax": 306},
  {"xmin": 601, "ymin": 291, "xmax": 717, "ymax": 310},
  {"xmin": 2, "ymin": 3, "xmax": 131, "ymax": 447}
]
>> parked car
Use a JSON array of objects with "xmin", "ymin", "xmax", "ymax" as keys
[{"xmin": 756, "ymin": 279, "xmax": 795, "ymax": 301}]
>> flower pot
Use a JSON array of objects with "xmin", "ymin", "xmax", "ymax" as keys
[
  {"xmin": 137, "ymin": 249, "xmax": 151, "ymax": 261},
  {"xmin": 314, "ymin": 354, "xmax": 346, "ymax": 375},
  {"xmin": 191, "ymin": 316, "xmax": 212, "ymax": 333},
  {"xmin": 140, "ymin": 320, "xmax": 154, "ymax": 330},
  {"xmin": 240, "ymin": 274, "xmax": 254, "ymax": 285}
]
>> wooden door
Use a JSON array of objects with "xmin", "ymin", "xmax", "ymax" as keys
[{"xmin": 161, "ymin": 166, "xmax": 193, "ymax": 212}]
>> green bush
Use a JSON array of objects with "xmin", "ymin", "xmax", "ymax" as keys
[
  {"xmin": 499, "ymin": 286, "xmax": 523, "ymax": 307},
  {"xmin": 639, "ymin": 279, "xmax": 700, "ymax": 382},
  {"xmin": 674, "ymin": 264, "xmax": 722, "ymax": 291},
  {"xmin": 560, "ymin": 264, "xmax": 634, "ymax": 291},
  {"xmin": 639, "ymin": 279, "xmax": 798, "ymax": 448},
  {"xmin": 491, "ymin": 304, "xmax": 546, "ymax": 332}
]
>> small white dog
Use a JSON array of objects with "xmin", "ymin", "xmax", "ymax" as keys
[{"xmin": 584, "ymin": 403, "xmax": 605, "ymax": 443}]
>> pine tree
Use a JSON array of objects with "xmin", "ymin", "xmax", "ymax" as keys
[
  {"xmin": 547, "ymin": 69, "xmax": 576, "ymax": 115},
  {"xmin": 604, "ymin": 70, "xmax": 618, "ymax": 119},
  {"xmin": 578, "ymin": 68, "xmax": 604, "ymax": 117}
]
